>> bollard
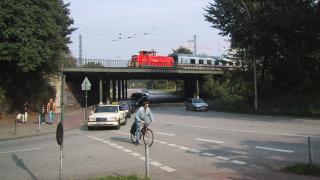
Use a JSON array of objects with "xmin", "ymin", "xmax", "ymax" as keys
[
  {"xmin": 308, "ymin": 137, "xmax": 313, "ymax": 165},
  {"xmin": 145, "ymin": 145, "xmax": 150, "ymax": 178},
  {"xmin": 14, "ymin": 118, "xmax": 17, "ymax": 136},
  {"xmin": 38, "ymin": 114, "xmax": 41, "ymax": 134}
]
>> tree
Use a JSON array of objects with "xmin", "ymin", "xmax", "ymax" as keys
[
  {"xmin": 204, "ymin": 0, "xmax": 320, "ymax": 89},
  {"xmin": 0, "ymin": 0, "xmax": 75, "ymax": 111}
]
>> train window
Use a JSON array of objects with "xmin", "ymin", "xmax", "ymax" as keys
[
  {"xmin": 199, "ymin": 59, "xmax": 204, "ymax": 64},
  {"xmin": 229, "ymin": 62, "xmax": 233, "ymax": 65},
  {"xmin": 215, "ymin": 61, "xmax": 219, "ymax": 65},
  {"xmin": 190, "ymin": 59, "xmax": 195, "ymax": 64},
  {"xmin": 207, "ymin": 60, "xmax": 212, "ymax": 65}
]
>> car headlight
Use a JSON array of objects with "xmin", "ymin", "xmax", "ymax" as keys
[
  {"xmin": 88, "ymin": 117, "xmax": 95, "ymax": 122},
  {"xmin": 110, "ymin": 117, "xmax": 117, "ymax": 121}
]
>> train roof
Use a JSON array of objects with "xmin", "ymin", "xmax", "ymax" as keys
[{"xmin": 174, "ymin": 53, "xmax": 218, "ymax": 59}]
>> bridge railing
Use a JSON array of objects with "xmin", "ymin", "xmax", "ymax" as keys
[{"xmin": 61, "ymin": 58, "xmax": 241, "ymax": 71}]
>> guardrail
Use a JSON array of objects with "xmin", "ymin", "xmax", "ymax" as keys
[{"xmin": 62, "ymin": 58, "xmax": 241, "ymax": 71}]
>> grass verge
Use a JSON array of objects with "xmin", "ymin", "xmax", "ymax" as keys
[
  {"xmin": 281, "ymin": 163, "xmax": 320, "ymax": 177},
  {"xmin": 89, "ymin": 175, "xmax": 150, "ymax": 180}
]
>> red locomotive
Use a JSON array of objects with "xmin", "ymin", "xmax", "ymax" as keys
[{"xmin": 130, "ymin": 50, "xmax": 174, "ymax": 67}]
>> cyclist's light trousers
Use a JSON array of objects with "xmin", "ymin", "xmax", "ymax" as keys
[{"xmin": 134, "ymin": 120, "xmax": 141, "ymax": 142}]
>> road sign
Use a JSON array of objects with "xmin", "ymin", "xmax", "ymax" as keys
[
  {"xmin": 81, "ymin": 77, "xmax": 91, "ymax": 91},
  {"xmin": 56, "ymin": 122, "xmax": 63, "ymax": 145}
]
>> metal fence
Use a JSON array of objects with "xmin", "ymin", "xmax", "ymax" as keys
[{"xmin": 62, "ymin": 58, "xmax": 241, "ymax": 71}]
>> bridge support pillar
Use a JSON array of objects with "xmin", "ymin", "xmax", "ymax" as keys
[
  {"xmin": 106, "ymin": 79, "xmax": 110, "ymax": 104},
  {"xmin": 195, "ymin": 78, "xmax": 199, "ymax": 99},
  {"xmin": 99, "ymin": 78, "xmax": 103, "ymax": 104},
  {"xmin": 125, "ymin": 80, "xmax": 128, "ymax": 99},
  {"xmin": 112, "ymin": 79, "xmax": 116, "ymax": 102},
  {"xmin": 117, "ymin": 79, "xmax": 121, "ymax": 101},
  {"xmin": 121, "ymin": 80, "xmax": 125, "ymax": 100}
]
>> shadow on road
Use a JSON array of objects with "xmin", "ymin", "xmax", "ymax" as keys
[{"xmin": 12, "ymin": 154, "xmax": 38, "ymax": 180}]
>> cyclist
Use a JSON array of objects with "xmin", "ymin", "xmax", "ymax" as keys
[{"xmin": 134, "ymin": 101, "xmax": 153, "ymax": 144}]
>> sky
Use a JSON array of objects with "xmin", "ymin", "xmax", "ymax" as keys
[{"xmin": 64, "ymin": 0, "xmax": 230, "ymax": 60}]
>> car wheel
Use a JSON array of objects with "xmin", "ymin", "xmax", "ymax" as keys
[
  {"xmin": 116, "ymin": 120, "xmax": 121, "ymax": 130},
  {"xmin": 88, "ymin": 126, "xmax": 93, "ymax": 130},
  {"xmin": 186, "ymin": 107, "xmax": 189, "ymax": 111},
  {"xmin": 123, "ymin": 117, "xmax": 127, "ymax": 125},
  {"xmin": 128, "ymin": 114, "xmax": 131, "ymax": 118}
]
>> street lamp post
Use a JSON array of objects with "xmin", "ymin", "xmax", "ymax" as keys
[{"xmin": 239, "ymin": 0, "xmax": 258, "ymax": 110}]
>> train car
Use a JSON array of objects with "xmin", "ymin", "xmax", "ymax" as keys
[
  {"xmin": 130, "ymin": 50, "xmax": 174, "ymax": 67},
  {"xmin": 174, "ymin": 53, "xmax": 238, "ymax": 68}
]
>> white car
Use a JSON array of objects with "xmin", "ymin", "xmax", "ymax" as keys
[{"xmin": 88, "ymin": 105, "xmax": 127, "ymax": 130}]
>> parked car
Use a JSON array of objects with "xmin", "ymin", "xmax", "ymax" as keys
[
  {"xmin": 185, "ymin": 98, "xmax": 209, "ymax": 111},
  {"xmin": 87, "ymin": 104, "xmax": 127, "ymax": 130},
  {"xmin": 118, "ymin": 100, "xmax": 133, "ymax": 118},
  {"xmin": 131, "ymin": 92, "xmax": 148, "ymax": 109}
]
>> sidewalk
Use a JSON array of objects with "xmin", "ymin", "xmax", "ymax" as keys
[{"xmin": 0, "ymin": 107, "xmax": 85, "ymax": 140}]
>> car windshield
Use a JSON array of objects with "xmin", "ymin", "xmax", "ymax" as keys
[
  {"xmin": 193, "ymin": 99, "xmax": 204, "ymax": 103},
  {"xmin": 120, "ymin": 103, "xmax": 129, "ymax": 109},
  {"xmin": 95, "ymin": 106, "xmax": 118, "ymax": 113}
]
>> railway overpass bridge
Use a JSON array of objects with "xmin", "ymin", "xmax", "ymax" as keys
[{"xmin": 61, "ymin": 59, "xmax": 231, "ymax": 106}]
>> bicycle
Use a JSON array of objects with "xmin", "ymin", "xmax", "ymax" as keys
[{"xmin": 130, "ymin": 122, "xmax": 154, "ymax": 147}]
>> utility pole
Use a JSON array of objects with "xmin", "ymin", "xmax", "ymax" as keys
[
  {"xmin": 79, "ymin": 35, "xmax": 82, "ymax": 66},
  {"xmin": 193, "ymin": 35, "xmax": 197, "ymax": 55}
]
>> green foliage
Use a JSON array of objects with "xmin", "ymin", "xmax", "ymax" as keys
[
  {"xmin": 281, "ymin": 164, "xmax": 320, "ymax": 177},
  {"xmin": 204, "ymin": 0, "xmax": 320, "ymax": 114},
  {"xmin": 0, "ymin": 0, "xmax": 75, "ymax": 112},
  {"xmin": 203, "ymin": 73, "xmax": 251, "ymax": 111}
]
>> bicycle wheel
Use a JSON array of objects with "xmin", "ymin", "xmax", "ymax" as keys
[{"xmin": 143, "ymin": 128, "xmax": 154, "ymax": 147}]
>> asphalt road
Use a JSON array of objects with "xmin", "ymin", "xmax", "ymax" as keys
[{"xmin": 0, "ymin": 103, "xmax": 320, "ymax": 180}]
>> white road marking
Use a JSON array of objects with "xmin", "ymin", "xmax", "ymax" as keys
[
  {"xmin": 201, "ymin": 152, "xmax": 215, "ymax": 157},
  {"xmin": 87, "ymin": 136, "xmax": 95, "ymax": 139},
  {"xmin": 188, "ymin": 149, "xmax": 201, "ymax": 153},
  {"xmin": 215, "ymin": 156, "xmax": 230, "ymax": 161},
  {"xmin": 130, "ymin": 152, "xmax": 141, "ymax": 157},
  {"xmin": 159, "ymin": 141, "xmax": 168, "ymax": 144},
  {"xmin": 167, "ymin": 123, "xmax": 308, "ymax": 137},
  {"xmin": 122, "ymin": 149, "xmax": 132, "ymax": 153},
  {"xmin": 230, "ymin": 160, "xmax": 247, "ymax": 165},
  {"xmin": 168, "ymin": 143, "xmax": 179, "ymax": 147},
  {"xmin": 150, "ymin": 161, "xmax": 162, "ymax": 167},
  {"xmin": 115, "ymin": 146, "xmax": 124, "ymax": 149},
  {"xmin": 117, "ymin": 131, "xmax": 130, "ymax": 135},
  {"xmin": 96, "ymin": 138, "xmax": 103, "ymax": 141},
  {"xmin": 196, "ymin": 138, "xmax": 224, "ymax": 144},
  {"xmin": 156, "ymin": 132, "xmax": 176, "ymax": 136},
  {"xmin": 139, "ymin": 157, "xmax": 145, "ymax": 161},
  {"xmin": 160, "ymin": 166, "xmax": 176, "ymax": 172},
  {"xmin": 109, "ymin": 143, "xmax": 117, "ymax": 146},
  {"xmin": 254, "ymin": 146, "xmax": 294, "ymax": 153},
  {"xmin": 0, "ymin": 147, "xmax": 42, "ymax": 155},
  {"xmin": 178, "ymin": 146, "xmax": 190, "ymax": 150},
  {"xmin": 153, "ymin": 139, "xmax": 159, "ymax": 142},
  {"xmin": 75, "ymin": 132, "xmax": 82, "ymax": 134},
  {"xmin": 102, "ymin": 141, "xmax": 110, "ymax": 144}
]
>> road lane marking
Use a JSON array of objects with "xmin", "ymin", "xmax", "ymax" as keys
[
  {"xmin": 168, "ymin": 143, "xmax": 179, "ymax": 147},
  {"xmin": 159, "ymin": 141, "xmax": 168, "ymax": 144},
  {"xmin": 115, "ymin": 145, "xmax": 124, "ymax": 149},
  {"xmin": 0, "ymin": 147, "xmax": 42, "ymax": 155},
  {"xmin": 188, "ymin": 149, "xmax": 202, "ymax": 153},
  {"xmin": 156, "ymin": 132, "xmax": 176, "ymax": 136},
  {"xmin": 230, "ymin": 160, "xmax": 247, "ymax": 165},
  {"xmin": 160, "ymin": 166, "xmax": 176, "ymax": 172},
  {"xmin": 130, "ymin": 152, "xmax": 141, "ymax": 157},
  {"xmin": 196, "ymin": 138, "xmax": 224, "ymax": 144},
  {"xmin": 117, "ymin": 131, "xmax": 130, "ymax": 135},
  {"xmin": 254, "ymin": 146, "xmax": 294, "ymax": 153},
  {"xmin": 122, "ymin": 149, "xmax": 132, "ymax": 153},
  {"xmin": 201, "ymin": 152, "xmax": 215, "ymax": 157},
  {"xmin": 85, "ymin": 133, "xmax": 176, "ymax": 173},
  {"xmin": 178, "ymin": 146, "xmax": 190, "ymax": 150},
  {"xmin": 215, "ymin": 156, "xmax": 230, "ymax": 161},
  {"xmin": 153, "ymin": 139, "xmax": 159, "ymax": 142},
  {"xmin": 150, "ymin": 161, "xmax": 163, "ymax": 167}
]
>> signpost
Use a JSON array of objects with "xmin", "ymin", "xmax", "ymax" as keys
[
  {"xmin": 81, "ymin": 77, "xmax": 91, "ymax": 121},
  {"xmin": 57, "ymin": 74, "xmax": 65, "ymax": 180}
]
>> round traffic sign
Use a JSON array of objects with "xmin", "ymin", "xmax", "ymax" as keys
[{"xmin": 56, "ymin": 122, "xmax": 64, "ymax": 145}]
